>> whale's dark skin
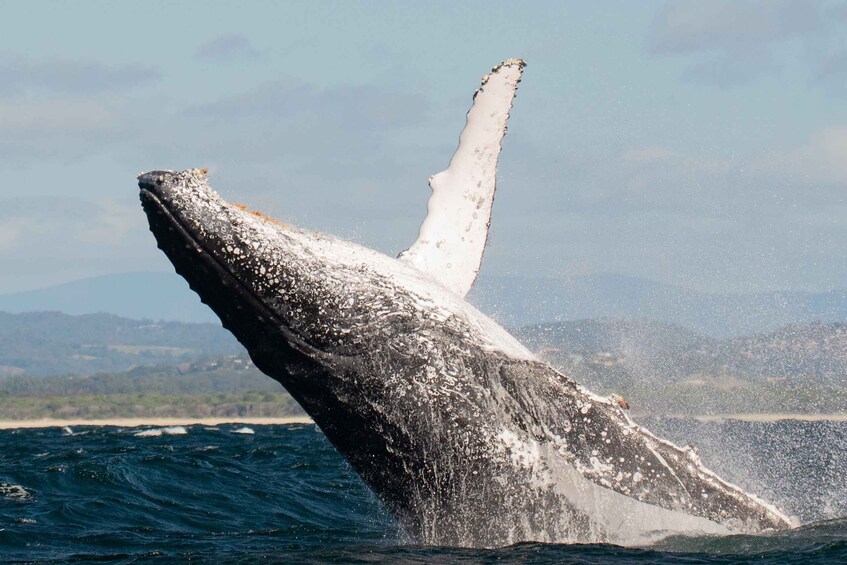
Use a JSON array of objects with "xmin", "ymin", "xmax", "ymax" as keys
[{"xmin": 139, "ymin": 169, "xmax": 791, "ymax": 547}]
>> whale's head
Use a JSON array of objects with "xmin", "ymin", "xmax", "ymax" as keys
[
  {"xmin": 139, "ymin": 168, "xmax": 379, "ymax": 366},
  {"xmin": 138, "ymin": 168, "xmax": 528, "ymax": 407},
  {"xmin": 139, "ymin": 169, "xmax": 301, "ymax": 354}
]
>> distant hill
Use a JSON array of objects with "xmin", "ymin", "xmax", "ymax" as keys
[
  {"xmin": 0, "ymin": 311, "xmax": 240, "ymax": 377},
  {"xmin": 515, "ymin": 319, "xmax": 715, "ymax": 388},
  {"xmin": 516, "ymin": 318, "xmax": 711, "ymax": 358},
  {"xmin": 1, "ymin": 272, "xmax": 845, "ymax": 337},
  {"xmin": 517, "ymin": 319, "xmax": 847, "ymax": 414},
  {"xmin": 0, "ymin": 272, "xmax": 217, "ymax": 323},
  {"xmin": 0, "ymin": 311, "xmax": 843, "ymax": 417},
  {"xmin": 0, "ymin": 352, "xmax": 302, "ymax": 420},
  {"xmin": 712, "ymin": 322, "xmax": 847, "ymax": 387},
  {"xmin": 518, "ymin": 318, "xmax": 847, "ymax": 382},
  {"xmin": 2, "ymin": 321, "xmax": 844, "ymax": 418},
  {"xmin": 0, "ymin": 351, "xmax": 276, "ymax": 397},
  {"xmin": 472, "ymin": 274, "xmax": 847, "ymax": 338}
]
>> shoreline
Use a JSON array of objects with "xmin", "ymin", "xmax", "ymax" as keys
[
  {"xmin": 0, "ymin": 416, "xmax": 314, "ymax": 430},
  {"xmin": 1, "ymin": 413, "xmax": 846, "ymax": 430}
]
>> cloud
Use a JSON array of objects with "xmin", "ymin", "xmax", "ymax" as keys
[
  {"xmin": 0, "ymin": 197, "xmax": 150, "ymax": 280},
  {"xmin": 0, "ymin": 98, "xmax": 119, "ymax": 132},
  {"xmin": 0, "ymin": 53, "xmax": 160, "ymax": 96},
  {"xmin": 622, "ymin": 146, "xmax": 732, "ymax": 178},
  {"xmin": 647, "ymin": 0, "xmax": 821, "ymax": 55},
  {"xmin": 646, "ymin": 1, "xmax": 827, "ymax": 87},
  {"xmin": 753, "ymin": 125, "xmax": 847, "ymax": 185},
  {"xmin": 609, "ymin": 145, "xmax": 737, "ymax": 209},
  {"xmin": 620, "ymin": 145, "xmax": 735, "ymax": 192},
  {"xmin": 187, "ymin": 79, "xmax": 426, "ymax": 130},
  {"xmin": 0, "ymin": 97, "xmax": 136, "ymax": 167},
  {"xmin": 0, "ymin": 196, "xmax": 164, "ymax": 294},
  {"xmin": 679, "ymin": 50, "xmax": 777, "ymax": 86},
  {"xmin": 195, "ymin": 34, "xmax": 260, "ymax": 61},
  {"xmin": 622, "ymin": 146, "xmax": 676, "ymax": 165},
  {"xmin": 0, "ymin": 218, "xmax": 26, "ymax": 251},
  {"xmin": 0, "ymin": 54, "xmax": 159, "ymax": 167},
  {"xmin": 482, "ymin": 137, "xmax": 847, "ymax": 294},
  {"xmin": 0, "ymin": 197, "xmax": 139, "ymax": 243},
  {"xmin": 76, "ymin": 200, "xmax": 143, "ymax": 246},
  {"xmin": 812, "ymin": 50, "xmax": 847, "ymax": 94},
  {"xmin": 0, "ymin": 61, "xmax": 437, "ymax": 201},
  {"xmin": 827, "ymin": 1, "xmax": 847, "ymax": 20},
  {"xmin": 178, "ymin": 79, "xmax": 433, "ymax": 181}
]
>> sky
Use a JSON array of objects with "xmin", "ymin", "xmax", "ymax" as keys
[{"xmin": 1, "ymin": 0, "xmax": 846, "ymax": 295}]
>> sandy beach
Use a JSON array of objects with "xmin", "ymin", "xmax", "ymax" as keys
[{"xmin": 0, "ymin": 416, "xmax": 314, "ymax": 430}]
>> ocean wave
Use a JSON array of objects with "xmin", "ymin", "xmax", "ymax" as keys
[{"xmin": 0, "ymin": 421, "xmax": 843, "ymax": 563}]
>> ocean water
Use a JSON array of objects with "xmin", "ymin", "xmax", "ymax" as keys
[{"xmin": 0, "ymin": 421, "xmax": 845, "ymax": 564}]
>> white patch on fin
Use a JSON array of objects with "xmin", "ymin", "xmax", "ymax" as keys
[{"xmin": 399, "ymin": 59, "xmax": 525, "ymax": 297}]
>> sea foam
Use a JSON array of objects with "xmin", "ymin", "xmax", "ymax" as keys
[{"xmin": 134, "ymin": 426, "xmax": 188, "ymax": 438}]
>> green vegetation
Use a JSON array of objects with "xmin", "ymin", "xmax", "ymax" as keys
[
  {"xmin": 0, "ymin": 357, "xmax": 277, "ymax": 396},
  {"xmin": 0, "ymin": 392, "xmax": 300, "ymax": 420},
  {"xmin": 521, "ymin": 319, "xmax": 847, "ymax": 415},
  {"xmin": 0, "ymin": 312, "xmax": 844, "ymax": 419},
  {"xmin": 0, "ymin": 353, "xmax": 303, "ymax": 420},
  {"xmin": 610, "ymin": 380, "xmax": 847, "ymax": 416}
]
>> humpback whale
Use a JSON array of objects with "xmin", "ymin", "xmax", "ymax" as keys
[{"xmin": 138, "ymin": 60, "xmax": 792, "ymax": 547}]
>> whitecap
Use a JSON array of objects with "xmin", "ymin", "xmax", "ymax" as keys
[
  {"xmin": 134, "ymin": 426, "xmax": 188, "ymax": 438},
  {"xmin": 195, "ymin": 445, "xmax": 219, "ymax": 451},
  {"xmin": 232, "ymin": 427, "xmax": 255, "ymax": 435},
  {"xmin": 0, "ymin": 483, "xmax": 32, "ymax": 501}
]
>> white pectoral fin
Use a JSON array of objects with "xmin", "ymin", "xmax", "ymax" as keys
[{"xmin": 400, "ymin": 59, "xmax": 525, "ymax": 297}]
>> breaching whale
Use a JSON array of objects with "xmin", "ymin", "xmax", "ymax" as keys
[{"xmin": 138, "ymin": 60, "xmax": 792, "ymax": 547}]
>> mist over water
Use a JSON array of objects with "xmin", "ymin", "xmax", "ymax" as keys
[
  {"xmin": 642, "ymin": 418, "xmax": 847, "ymax": 524},
  {"xmin": 1, "ymin": 422, "xmax": 845, "ymax": 563}
]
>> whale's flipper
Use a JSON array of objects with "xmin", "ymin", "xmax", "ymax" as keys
[{"xmin": 399, "ymin": 59, "xmax": 525, "ymax": 297}]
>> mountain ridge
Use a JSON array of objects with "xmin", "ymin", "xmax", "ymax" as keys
[{"xmin": 2, "ymin": 271, "xmax": 844, "ymax": 337}]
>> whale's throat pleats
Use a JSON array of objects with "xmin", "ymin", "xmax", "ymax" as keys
[{"xmin": 399, "ymin": 59, "xmax": 525, "ymax": 297}]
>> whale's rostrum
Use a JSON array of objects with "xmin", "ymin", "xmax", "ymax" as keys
[{"xmin": 138, "ymin": 60, "xmax": 792, "ymax": 547}]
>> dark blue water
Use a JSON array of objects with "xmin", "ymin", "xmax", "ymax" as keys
[{"xmin": 1, "ymin": 421, "xmax": 845, "ymax": 563}]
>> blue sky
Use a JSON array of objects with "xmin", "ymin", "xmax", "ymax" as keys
[{"xmin": 1, "ymin": 0, "xmax": 846, "ymax": 294}]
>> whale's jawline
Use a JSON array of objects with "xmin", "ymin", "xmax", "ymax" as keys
[{"xmin": 139, "ymin": 188, "xmax": 309, "ymax": 361}]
